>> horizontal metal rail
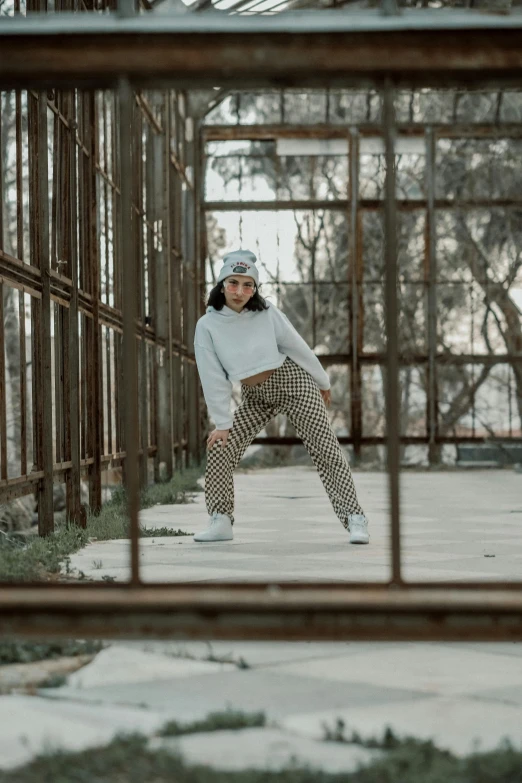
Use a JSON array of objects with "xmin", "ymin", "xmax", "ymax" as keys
[
  {"xmin": 204, "ymin": 123, "xmax": 522, "ymax": 141},
  {"xmin": 2, "ymin": 11, "xmax": 522, "ymax": 88},
  {"xmin": 2, "ymin": 585, "xmax": 522, "ymax": 641}
]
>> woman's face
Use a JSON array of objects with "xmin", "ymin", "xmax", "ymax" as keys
[{"xmin": 222, "ymin": 275, "xmax": 256, "ymax": 312}]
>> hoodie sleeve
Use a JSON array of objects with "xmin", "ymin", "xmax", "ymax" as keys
[
  {"xmin": 269, "ymin": 304, "xmax": 330, "ymax": 391},
  {"xmin": 194, "ymin": 327, "xmax": 234, "ymax": 430}
]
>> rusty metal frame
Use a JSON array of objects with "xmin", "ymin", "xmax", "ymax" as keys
[
  {"xmin": 202, "ymin": 118, "xmax": 522, "ymax": 451},
  {"xmin": 0, "ymin": 75, "xmax": 199, "ymax": 518},
  {"xmin": 2, "ymin": 11, "xmax": 522, "ymax": 89},
  {"xmin": 0, "ymin": 8, "xmax": 522, "ymax": 640}
]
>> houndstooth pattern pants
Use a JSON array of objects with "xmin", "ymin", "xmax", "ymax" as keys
[{"xmin": 204, "ymin": 356, "xmax": 365, "ymax": 529}]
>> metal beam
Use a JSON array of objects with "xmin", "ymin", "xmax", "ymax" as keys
[
  {"xmin": 2, "ymin": 585, "xmax": 522, "ymax": 641},
  {"xmin": 2, "ymin": 11, "xmax": 522, "ymax": 88},
  {"xmin": 203, "ymin": 123, "xmax": 522, "ymax": 140}
]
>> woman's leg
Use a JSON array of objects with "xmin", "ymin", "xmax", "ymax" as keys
[
  {"xmin": 204, "ymin": 387, "xmax": 276, "ymax": 524},
  {"xmin": 279, "ymin": 359, "xmax": 365, "ymax": 530}
]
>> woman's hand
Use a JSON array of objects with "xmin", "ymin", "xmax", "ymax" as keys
[
  {"xmin": 207, "ymin": 428, "xmax": 231, "ymax": 450},
  {"xmin": 320, "ymin": 388, "xmax": 331, "ymax": 408}
]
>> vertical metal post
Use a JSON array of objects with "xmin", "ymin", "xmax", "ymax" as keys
[
  {"xmin": 190, "ymin": 116, "xmax": 204, "ymax": 464},
  {"xmin": 0, "ymin": 98, "xmax": 7, "ymax": 483},
  {"xmin": 383, "ymin": 79, "xmax": 402, "ymax": 585},
  {"xmin": 118, "ymin": 77, "xmax": 140, "ymax": 585},
  {"xmin": 425, "ymin": 127, "xmax": 438, "ymax": 465},
  {"xmin": 67, "ymin": 100, "xmax": 81, "ymax": 526},
  {"xmin": 136, "ymin": 103, "xmax": 148, "ymax": 490},
  {"xmin": 102, "ymin": 94, "xmax": 113, "ymax": 459},
  {"xmin": 154, "ymin": 98, "xmax": 174, "ymax": 480},
  {"xmin": 349, "ymin": 128, "xmax": 363, "ymax": 464},
  {"xmin": 172, "ymin": 96, "xmax": 184, "ymax": 470},
  {"xmin": 88, "ymin": 90, "xmax": 102, "ymax": 513},
  {"xmin": 51, "ymin": 104, "xmax": 64, "ymax": 468},
  {"xmin": 184, "ymin": 115, "xmax": 198, "ymax": 469},
  {"xmin": 0, "ymin": 94, "xmax": 6, "ymax": 480},
  {"xmin": 0, "ymin": 287, "xmax": 6, "ymax": 483},
  {"xmin": 16, "ymin": 89, "xmax": 27, "ymax": 476},
  {"xmin": 37, "ymin": 91, "xmax": 54, "ymax": 535},
  {"xmin": 197, "ymin": 119, "xmax": 208, "ymax": 460}
]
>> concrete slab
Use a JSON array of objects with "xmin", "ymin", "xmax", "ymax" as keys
[
  {"xmin": 66, "ymin": 645, "xmax": 237, "ymax": 689},
  {"xmin": 282, "ymin": 696, "xmax": 522, "ymax": 756},
  {"xmin": 152, "ymin": 727, "xmax": 378, "ymax": 774},
  {"xmin": 273, "ymin": 643, "xmax": 522, "ymax": 696},
  {"xmin": 0, "ymin": 694, "xmax": 166, "ymax": 770},
  {"xmin": 113, "ymin": 640, "xmax": 396, "ymax": 668},
  {"xmin": 43, "ymin": 668, "xmax": 429, "ymax": 721}
]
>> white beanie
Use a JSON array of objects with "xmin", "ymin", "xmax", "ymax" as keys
[{"xmin": 216, "ymin": 249, "xmax": 259, "ymax": 288}]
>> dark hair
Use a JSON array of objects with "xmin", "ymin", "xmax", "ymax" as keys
[{"xmin": 205, "ymin": 279, "xmax": 270, "ymax": 312}]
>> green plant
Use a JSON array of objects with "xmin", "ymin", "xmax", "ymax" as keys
[
  {"xmin": 0, "ymin": 463, "xmax": 204, "ymax": 583},
  {"xmin": 2, "ymin": 729, "xmax": 522, "ymax": 783},
  {"xmin": 0, "ymin": 639, "xmax": 104, "ymax": 665},
  {"xmin": 158, "ymin": 709, "xmax": 267, "ymax": 737}
]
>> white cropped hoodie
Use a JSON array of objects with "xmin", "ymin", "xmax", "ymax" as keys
[{"xmin": 194, "ymin": 300, "xmax": 331, "ymax": 430}]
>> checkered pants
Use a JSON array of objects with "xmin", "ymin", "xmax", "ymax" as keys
[{"xmin": 204, "ymin": 356, "xmax": 365, "ymax": 529}]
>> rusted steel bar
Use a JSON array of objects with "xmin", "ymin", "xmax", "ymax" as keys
[
  {"xmin": 0, "ymin": 285, "xmax": 6, "ymax": 482},
  {"xmin": 118, "ymin": 77, "xmax": 140, "ymax": 585},
  {"xmin": 2, "ymin": 12, "xmax": 522, "ymax": 89},
  {"xmin": 186, "ymin": 116, "xmax": 199, "ymax": 467},
  {"xmin": 425, "ymin": 127, "xmax": 438, "ymax": 465},
  {"xmin": 102, "ymin": 92, "xmax": 113, "ymax": 458},
  {"xmin": 172, "ymin": 99, "xmax": 184, "ymax": 472},
  {"xmin": 15, "ymin": 89, "xmax": 27, "ymax": 476},
  {"xmin": 32, "ymin": 91, "xmax": 55, "ymax": 536},
  {"xmin": 2, "ymin": 585, "xmax": 522, "ymax": 641},
  {"xmin": 203, "ymin": 123, "xmax": 522, "ymax": 141},
  {"xmin": 52, "ymin": 99, "xmax": 65, "ymax": 468},
  {"xmin": 89, "ymin": 90, "xmax": 103, "ymax": 513},
  {"xmin": 204, "ymin": 198, "xmax": 522, "ymax": 212},
  {"xmin": 113, "ymin": 91, "xmax": 126, "ymax": 467},
  {"xmin": 154, "ymin": 94, "xmax": 174, "ymax": 479},
  {"xmin": 0, "ymin": 96, "xmax": 3, "ymax": 254},
  {"xmin": 18, "ymin": 284, "xmax": 28, "ymax": 477},
  {"xmin": 28, "ymin": 89, "xmax": 40, "ymax": 496},
  {"xmin": 136, "ymin": 99, "xmax": 148, "ymax": 490},
  {"xmin": 79, "ymin": 100, "xmax": 88, "ymax": 467},
  {"xmin": 383, "ymin": 80, "xmax": 401, "ymax": 586},
  {"xmin": 145, "ymin": 103, "xmax": 158, "ymax": 482},
  {"xmin": 66, "ymin": 94, "xmax": 82, "ymax": 527},
  {"xmin": 58, "ymin": 90, "xmax": 72, "ymax": 526},
  {"xmin": 348, "ymin": 128, "xmax": 362, "ymax": 462}
]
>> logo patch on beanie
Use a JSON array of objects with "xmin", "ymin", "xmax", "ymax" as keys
[{"xmin": 233, "ymin": 264, "xmax": 250, "ymax": 273}]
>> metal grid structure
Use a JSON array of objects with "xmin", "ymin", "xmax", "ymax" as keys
[
  {"xmin": 0, "ymin": 2, "xmax": 206, "ymax": 536},
  {"xmin": 0, "ymin": 6, "xmax": 522, "ymax": 639},
  {"xmin": 203, "ymin": 93, "xmax": 522, "ymax": 461}
]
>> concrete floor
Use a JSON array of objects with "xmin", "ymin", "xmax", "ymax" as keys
[
  {"xmin": 70, "ymin": 466, "xmax": 522, "ymax": 583},
  {"xmin": 2, "ymin": 467, "xmax": 522, "ymax": 773}
]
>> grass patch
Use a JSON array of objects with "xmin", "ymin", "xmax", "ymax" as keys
[
  {"xmin": 159, "ymin": 709, "xmax": 267, "ymax": 737},
  {"xmin": 1, "ymin": 729, "xmax": 522, "ymax": 783},
  {"xmin": 0, "ymin": 638, "xmax": 104, "ymax": 665},
  {"xmin": 0, "ymin": 465, "xmax": 204, "ymax": 582},
  {"xmin": 158, "ymin": 642, "xmax": 250, "ymax": 670},
  {"xmin": 0, "ymin": 525, "xmax": 89, "ymax": 582}
]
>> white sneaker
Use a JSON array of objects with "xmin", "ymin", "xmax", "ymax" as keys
[
  {"xmin": 193, "ymin": 512, "xmax": 233, "ymax": 542},
  {"xmin": 348, "ymin": 514, "xmax": 370, "ymax": 544}
]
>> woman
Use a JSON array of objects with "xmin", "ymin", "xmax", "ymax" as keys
[{"xmin": 193, "ymin": 249, "xmax": 369, "ymax": 545}]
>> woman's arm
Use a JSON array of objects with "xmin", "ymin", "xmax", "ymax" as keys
[
  {"xmin": 269, "ymin": 304, "xmax": 330, "ymax": 390},
  {"xmin": 194, "ymin": 339, "xmax": 234, "ymax": 430}
]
